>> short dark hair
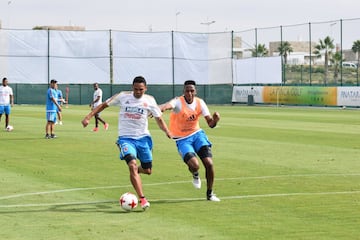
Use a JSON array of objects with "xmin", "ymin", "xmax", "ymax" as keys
[
  {"xmin": 133, "ymin": 76, "xmax": 147, "ymax": 85},
  {"xmin": 184, "ymin": 80, "xmax": 196, "ymax": 86},
  {"xmin": 50, "ymin": 79, "xmax": 57, "ymax": 84}
]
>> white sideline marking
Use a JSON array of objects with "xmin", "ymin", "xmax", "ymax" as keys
[
  {"xmin": 0, "ymin": 185, "xmax": 132, "ymax": 200},
  {"xmin": 0, "ymin": 173, "xmax": 359, "ymax": 208},
  {"xmin": 1, "ymin": 173, "xmax": 359, "ymax": 200}
]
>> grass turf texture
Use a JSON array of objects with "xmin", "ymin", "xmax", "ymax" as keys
[{"xmin": 1, "ymin": 105, "xmax": 359, "ymax": 240}]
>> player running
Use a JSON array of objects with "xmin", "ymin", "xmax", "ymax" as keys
[
  {"xmin": 82, "ymin": 76, "xmax": 171, "ymax": 210},
  {"xmin": 160, "ymin": 80, "xmax": 221, "ymax": 201}
]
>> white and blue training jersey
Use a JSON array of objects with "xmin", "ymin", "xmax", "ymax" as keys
[{"xmin": 106, "ymin": 91, "xmax": 162, "ymax": 138}]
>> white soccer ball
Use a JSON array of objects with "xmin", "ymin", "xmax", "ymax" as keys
[
  {"xmin": 119, "ymin": 192, "xmax": 138, "ymax": 211},
  {"xmin": 6, "ymin": 125, "xmax": 14, "ymax": 132}
]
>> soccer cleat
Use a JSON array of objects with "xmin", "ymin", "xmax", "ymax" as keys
[
  {"xmin": 104, "ymin": 123, "xmax": 109, "ymax": 130},
  {"xmin": 45, "ymin": 134, "xmax": 51, "ymax": 139},
  {"xmin": 92, "ymin": 127, "xmax": 99, "ymax": 132},
  {"xmin": 192, "ymin": 175, "xmax": 201, "ymax": 189},
  {"xmin": 207, "ymin": 192, "xmax": 220, "ymax": 202},
  {"xmin": 140, "ymin": 197, "xmax": 150, "ymax": 210},
  {"xmin": 50, "ymin": 134, "xmax": 57, "ymax": 139}
]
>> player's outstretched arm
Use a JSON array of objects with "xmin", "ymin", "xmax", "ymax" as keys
[
  {"xmin": 205, "ymin": 111, "xmax": 220, "ymax": 128},
  {"xmin": 10, "ymin": 94, "xmax": 14, "ymax": 107},
  {"xmin": 155, "ymin": 116, "xmax": 172, "ymax": 138},
  {"xmin": 81, "ymin": 102, "xmax": 109, "ymax": 127},
  {"xmin": 159, "ymin": 102, "xmax": 174, "ymax": 112}
]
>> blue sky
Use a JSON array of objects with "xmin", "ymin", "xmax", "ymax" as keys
[{"xmin": 0, "ymin": 0, "xmax": 359, "ymax": 32}]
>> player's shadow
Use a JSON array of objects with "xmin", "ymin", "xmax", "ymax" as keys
[
  {"xmin": 0, "ymin": 202, "xmax": 156, "ymax": 214},
  {"xmin": 46, "ymin": 198, "xmax": 205, "ymax": 213},
  {"xmin": 0, "ymin": 202, "xmax": 122, "ymax": 215},
  {"xmin": 0, "ymin": 198, "xmax": 205, "ymax": 214},
  {"xmin": 1, "ymin": 137, "xmax": 44, "ymax": 141},
  {"xmin": 152, "ymin": 198, "xmax": 204, "ymax": 204},
  {"xmin": 48, "ymin": 203, "xmax": 143, "ymax": 214}
]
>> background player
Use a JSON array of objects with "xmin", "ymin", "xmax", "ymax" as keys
[{"xmin": 0, "ymin": 77, "xmax": 14, "ymax": 130}]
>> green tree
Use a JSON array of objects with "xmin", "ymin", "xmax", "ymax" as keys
[
  {"xmin": 313, "ymin": 36, "xmax": 335, "ymax": 85},
  {"xmin": 330, "ymin": 51, "xmax": 344, "ymax": 85},
  {"xmin": 278, "ymin": 41, "xmax": 293, "ymax": 64},
  {"xmin": 251, "ymin": 44, "xmax": 268, "ymax": 57},
  {"xmin": 351, "ymin": 40, "xmax": 360, "ymax": 67}
]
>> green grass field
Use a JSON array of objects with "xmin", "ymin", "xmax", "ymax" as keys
[{"xmin": 1, "ymin": 105, "xmax": 359, "ymax": 240}]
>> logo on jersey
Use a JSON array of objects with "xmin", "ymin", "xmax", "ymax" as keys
[
  {"xmin": 125, "ymin": 106, "xmax": 144, "ymax": 114},
  {"xmin": 124, "ymin": 106, "xmax": 145, "ymax": 120},
  {"xmin": 184, "ymin": 114, "xmax": 197, "ymax": 122}
]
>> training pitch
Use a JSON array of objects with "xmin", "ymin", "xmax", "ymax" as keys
[{"xmin": 1, "ymin": 105, "xmax": 359, "ymax": 240}]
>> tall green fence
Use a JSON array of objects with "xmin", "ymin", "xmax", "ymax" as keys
[{"xmin": 13, "ymin": 84, "xmax": 233, "ymax": 105}]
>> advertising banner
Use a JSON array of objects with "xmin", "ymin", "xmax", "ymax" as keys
[
  {"xmin": 232, "ymin": 86, "xmax": 264, "ymax": 103},
  {"xmin": 337, "ymin": 87, "xmax": 360, "ymax": 107},
  {"xmin": 262, "ymin": 86, "xmax": 337, "ymax": 106}
]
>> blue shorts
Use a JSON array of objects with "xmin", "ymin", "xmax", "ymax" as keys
[
  {"xmin": 0, "ymin": 105, "xmax": 11, "ymax": 115},
  {"xmin": 46, "ymin": 112, "xmax": 57, "ymax": 123},
  {"xmin": 175, "ymin": 130, "xmax": 212, "ymax": 160},
  {"xmin": 116, "ymin": 136, "xmax": 153, "ymax": 163}
]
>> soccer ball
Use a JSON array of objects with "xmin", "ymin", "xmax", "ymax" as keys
[
  {"xmin": 6, "ymin": 125, "xmax": 14, "ymax": 132},
  {"xmin": 119, "ymin": 192, "xmax": 138, "ymax": 211}
]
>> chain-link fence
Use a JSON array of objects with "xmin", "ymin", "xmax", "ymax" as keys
[{"xmin": 233, "ymin": 18, "xmax": 360, "ymax": 86}]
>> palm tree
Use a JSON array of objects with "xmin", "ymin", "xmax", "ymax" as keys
[
  {"xmin": 330, "ymin": 51, "xmax": 344, "ymax": 85},
  {"xmin": 251, "ymin": 44, "xmax": 268, "ymax": 57},
  {"xmin": 313, "ymin": 36, "xmax": 335, "ymax": 85},
  {"xmin": 278, "ymin": 41, "xmax": 293, "ymax": 64},
  {"xmin": 351, "ymin": 40, "xmax": 360, "ymax": 66}
]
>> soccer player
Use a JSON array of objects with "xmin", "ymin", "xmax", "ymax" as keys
[
  {"xmin": 55, "ymin": 84, "xmax": 65, "ymax": 125},
  {"xmin": 89, "ymin": 83, "xmax": 108, "ymax": 132},
  {"xmin": 160, "ymin": 80, "xmax": 221, "ymax": 201},
  {"xmin": 0, "ymin": 77, "xmax": 14, "ymax": 130},
  {"xmin": 81, "ymin": 76, "xmax": 171, "ymax": 210},
  {"xmin": 45, "ymin": 79, "xmax": 62, "ymax": 139}
]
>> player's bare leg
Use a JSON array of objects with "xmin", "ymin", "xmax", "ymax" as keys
[
  {"xmin": 45, "ymin": 121, "xmax": 53, "ymax": 139},
  {"xmin": 5, "ymin": 114, "xmax": 9, "ymax": 128},
  {"xmin": 128, "ymin": 160, "xmax": 144, "ymax": 196},
  {"xmin": 201, "ymin": 157, "xmax": 214, "ymax": 190},
  {"xmin": 138, "ymin": 165, "xmax": 152, "ymax": 175},
  {"xmin": 49, "ymin": 122, "xmax": 56, "ymax": 138},
  {"xmin": 201, "ymin": 157, "xmax": 220, "ymax": 201},
  {"xmin": 128, "ymin": 160, "xmax": 150, "ymax": 210},
  {"xmin": 186, "ymin": 156, "xmax": 201, "ymax": 189},
  {"xmin": 94, "ymin": 113, "xmax": 108, "ymax": 131}
]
